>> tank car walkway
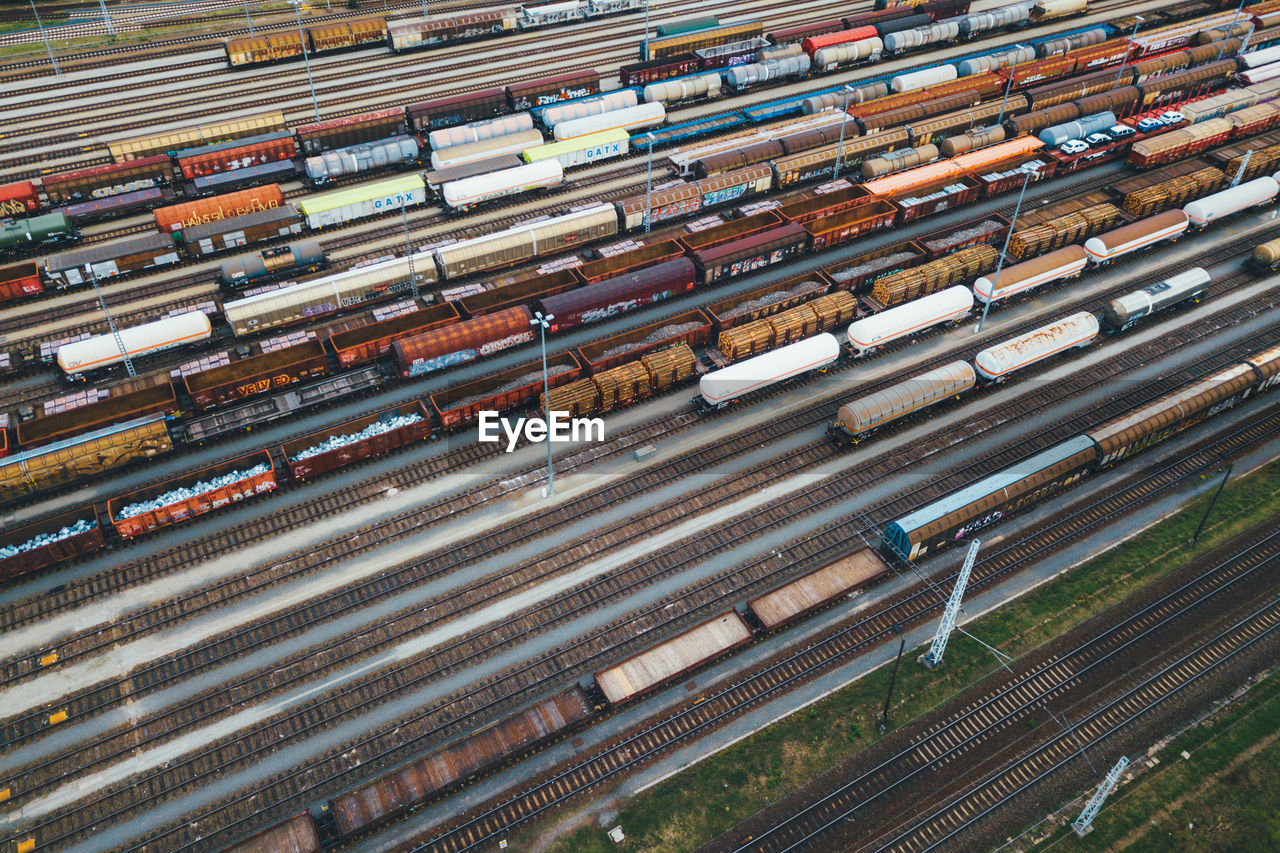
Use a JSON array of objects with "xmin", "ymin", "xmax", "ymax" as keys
[{"xmin": 7, "ymin": 285, "xmax": 1279, "ymax": 847}]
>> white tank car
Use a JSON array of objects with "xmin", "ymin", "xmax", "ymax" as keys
[
  {"xmin": 699, "ymin": 333, "xmax": 841, "ymax": 408},
  {"xmin": 442, "ymin": 160, "xmax": 563, "ymax": 210},
  {"xmin": 1083, "ymin": 210, "xmax": 1189, "ymax": 264},
  {"xmin": 428, "ymin": 113, "xmax": 534, "ymax": 152},
  {"xmin": 973, "ymin": 245, "xmax": 1088, "ymax": 304},
  {"xmin": 833, "ymin": 361, "xmax": 977, "ymax": 441},
  {"xmin": 1183, "ymin": 176, "xmax": 1279, "ymax": 227},
  {"xmin": 974, "ymin": 311, "xmax": 1099, "ymax": 382},
  {"xmin": 846, "ymin": 286, "xmax": 973, "ymax": 356},
  {"xmin": 553, "ymin": 102, "xmax": 666, "ymax": 141},
  {"xmin": 539, "ymin": 90, "xmax": 637, "ymax": 129},
  {"xmin": 1102, "ymin": 268, "xmax": 1210, "ymax": 332},
  {"xmin": 56, "ymin": 311, "xmax": 212, "ymax": 374},
  {"xmin": 430, "ymin": 129, "xmax": 545, "ymax": 170},
  {"xmin": 888, "ymin": 64, "xmax": 957, "ymax": 93}
]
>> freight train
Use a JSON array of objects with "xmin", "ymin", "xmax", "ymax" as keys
[
  {"xmin": 195, "ymin": 334, "xmax": 1280, "ymax": 853},
  {"xmin": 212, "ymin": 548, "xmax": 891, "ymax": 853},
  {"xmin": 882, "ymin": 340, "xmax": 1280, "ymax": 560},
  {"xmin": 222, "ymin": 0, "xmax": 648, "ymax": 68}
]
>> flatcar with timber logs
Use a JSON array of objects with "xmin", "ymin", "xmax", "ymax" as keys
[
  {"xmin": 55, "ymin": 312, "xmax": 212, "ymax": 377},
  {"xmin": 845, "ymin": 286, "xmax": 973, "ymax": 356},
  {"xmin": 829, "ymin": 361, "xmax": 977, "ymax": 445},
  {"xmin": 697, "ymin": 333, "xmax": 841, "ymax": 409},
  {"xmin": 973, "ymin": 311, "xmax": 1099, "ymax": 382},
  {"xmin": 882, "ymin": 343, "xmax": 1280, "ymax": 561},
  {"xmin": 1101, "ymin": 268, "xmax": 1211, "ymax": 332},
  {"xmin": 217, "ymin": 241, "xmax": 326, "ymax": 289}
]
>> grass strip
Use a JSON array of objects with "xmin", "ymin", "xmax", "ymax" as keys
[
  {"xmin": 1036, "ymin": 667, "xmax": 1280, "ymax": 853},
  {"xmin": 533, "ymin": 455, "xmax": 1280, "ymax": 853}
]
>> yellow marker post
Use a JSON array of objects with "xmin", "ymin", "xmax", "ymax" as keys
[
  {"xmin": 48, "ymin": 710, "xmax": 67, "ymax": 725},
  {"xmin": 0, "ymin": 787, "xmax": 10, "ymax": 803},
  {"xmin": 39, "ymin": 653, "xmax": 58, "ymax": 667},
  {"xmin": 17, "ymin": 839, "xmax": 36, "ymax": 853}
]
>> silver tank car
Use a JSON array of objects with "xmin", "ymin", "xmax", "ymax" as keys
[
  {"xmin": 958, "ymin": 5, "xmax": 1031, "ymax": 36},
  {"xmin": 883, "ymin": 21, "xmax": 960, "ymax": 54},
  {"xmin": 1036, "ymin": 27, "xmax": 1106, "ymax": 56},
  {"xmin": 1102, "ymin": 268, "xmax": 1210, "ymax": 332},
  {"xmin": 1038, "ymin": 111, "xmax": 1116, "ymax": 147},
  {"xmin": 956, "ymin": 44, "xmax": 1035, "ymax": 75},
  {"xmin": 304, "ymin": 136, "xmax": 419, "ymax": 184},
  {"xmin": 723, "ymin": 54, "xmax": 812, "ymax": 89},
  {"xmin": 801, "ymin": 82, "xmax": 888, "ymax": 113},
  {"xmin": 812, "ymin": 37, "xmax": 883, "ymax": 70}
]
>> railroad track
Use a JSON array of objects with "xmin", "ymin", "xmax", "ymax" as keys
[
  {"xmin": 699, "ymin": 525, "xmax": 1280, "ymax": 853},
  {"xmin": 6, "ymin": 295, "xmax": 1276, "ymax": 851},
  {"xmin": 867, "ymin": 593, "xmax": 1280, "ymax": 853},
  {"xmin": 401, "ymin": 405, "xmax": 1280, "ymax": 853}
]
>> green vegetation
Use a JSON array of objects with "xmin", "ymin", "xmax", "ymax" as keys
[
  {"xmin": 1046, "ymin": 667, "xmax": 1280, "ymax": 853},
  {"xmin": 534, "ymin": 456, "xmax": 1280, "ymax": 853}
]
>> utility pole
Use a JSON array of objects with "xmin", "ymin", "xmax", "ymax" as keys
[
  {"xmin": 643, "ymin": 132, "xmax": 655, "ymax": 234},
  {"xmin": 921, "ymin": 541, "xmax": 979, "ymax": 669},
  {"xmin": 1073, "ymin": 757, "xmax": 1129, "ymax": 836},
  {"xmin": 532, "ymin": 311, "xmax": 555, "ymax": 497},
  {"xmin": 87, "ymin": 264, "xmax": 134, "ymax": 378},
  {"xmin": 879, "ymin": 628, "xmax": 905, "ymax": 734},
  {"xmin": 642, "ymin": 0, "xmax": 650, "ymax": 61},
  {"xmin": 403, "ymin": 206, "xmax": 418, "ymax": 299},
  {"xmin": 293, "ymin": 1, "xmax": 322, "ymax": 123},
  {"xmin": 977, "ymin": 169, "xmax": 1032, "ymax": 333},
  {"xmin": 243, "ymin": 0, "xmax": 255, "ymax": 36},
  {"xmin": 29, "ymin": 0, "xmax": 60, "ymax": 77},
  {"xmin": 98, "ymin": 0, "xmax": 115, "ymax": 35},
  {"xmin": 1192, "ymin": 460, "xmax": 1233, "ymax": 546},
  {"xmin": 831, "ymin": 85, "xmax": 854, "ymax": 181}
]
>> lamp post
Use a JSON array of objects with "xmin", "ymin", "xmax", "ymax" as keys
[
  {"xmin": 977, "ymin": 169, "xmax": 1032, "ymax": 335},
  {"xmin": 29, "ymin": 0, "xmax": 59, "ymax": 77},
  {"xmin": 643, "ymin": 131, "xmax": 655, "ymax": 234},
  {"xmin": 642, "ymin": 0, "xmax": 651, "ymax": 62},
  {"xmin": 532, "ymin": 311, "xmax": 555, "ymax": 497},
  {"xmin": 1114, "ymin": 16, "xmax": 1144, "ymax": 89},
  {"xmin": 292, "ymin": 1, "xmax": 322, "ymax": 123},
  {"xmin": 831, "ymin": 85, "xmax": 855, "ymax": 182},
  {"xmin": 243, "ymin": 0, "xmax": 255, "ymax": 36},
  {"xmin": 403, "ymin": 206, "xmax": 418, "ymax": 300}
]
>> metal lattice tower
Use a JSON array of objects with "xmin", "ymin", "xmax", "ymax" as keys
[
  {"xmin": 1073, "ymin": 757, "xmax": 1129, "ymax": 836},
  {"xmin": 921, "ymin": 540, "xmax": 979, "ymax": 668},
  {"xmin": 89, "ymin": 265, "xmax": 134, "ymax": 378},
  {"xmin": 1230, "ymin": 150, "xmax": 1252, "ymax": 187}
]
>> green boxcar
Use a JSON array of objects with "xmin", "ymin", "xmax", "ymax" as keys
[
  {"xmin": 655, "ymin": 15, "xmax": 718, "ymax": 37},
  {"xmin": 0, "ymin": 213, "xmax": 77, "ymax": 254}
]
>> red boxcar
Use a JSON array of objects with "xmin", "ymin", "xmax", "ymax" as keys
[
  {"xmin": 393, "ymin": 306, "xmax": 534, "ymax": 378},
  {"xmin": 506, "ymin": 70, "xmax": 601, "ymax": 111},
  {"xmin": 281, "ymin": 401, "xmax": 431, "ymax": 479},
  {"xmin": 153, "ymin": 184, "xmax": 285, "ymax": 234},
  {"xmin": 175, "ymin": 130, "xmax": 298, "ymax": 179},
  {"xmin": 0, "ymin": 181, "xmax": 40, "ymax": 218},
  {"xmin": 801, "ymin": 26, "xmax": 879, "ymax": 55},
  {"xmin": 329, "ymin": 302, "xmax": 461, "ymax": 367},
  {"xmin": 294, "ymin": 107, "xmax": 404, "ymax": 155},
  {"xmin": 618, "ymin": 54, "xmax": 701, "ymax": 87},
  {"xmin": 0, "ymin": 506, "xmax": 106, "ymax": 583},
  {"xmin": 184, "ymin": 340, "xmax": 329, "ymax": 411},
  {"xmin": 108, "ymin": 450, "xmax": 277, "ymax": 538},
  {"xmin": 0, "ymin": 261, "xmax": 42, "ymax": 302}
]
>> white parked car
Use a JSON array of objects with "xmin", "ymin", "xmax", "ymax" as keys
[
  {"xmin": 1059, "ymin": 139, "xmax": 1090, "ymax": 155},
  {"xmin": 1159, "ymin": 110, "xmax": 1185, "ymax": 125}
]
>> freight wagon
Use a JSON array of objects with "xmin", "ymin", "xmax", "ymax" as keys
[
  {"xmin": 217, "ymin": 241, "xmax": 326, "ymax": 289},
  {"xmin": 429, "ymin": 350, "xmax": 582, "ymax": 428},
  {"xmin": 883, "ymin": 342, "xmax": 1280, "ymax": 560},
  {"xmin": 55, "ymin": 313, "xmax": 212, "ymax": 376},
  {"xmin": 0, "ymin": 506, "xmax": 105, "ymax": 584},
  {"xmin": 829, "ymin": 361, "xmax": 977, "ymax": 444},
  {"xmin": 184, "ymin": 340, "xmax": 329, "ymax": 411},
  {"xmin": 108, "ymin": 449, "xmax": 278, "ymax": 538},
  {"xmin": 281, "ymin": 401, "xmax": 431, "ymax": 479}
]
